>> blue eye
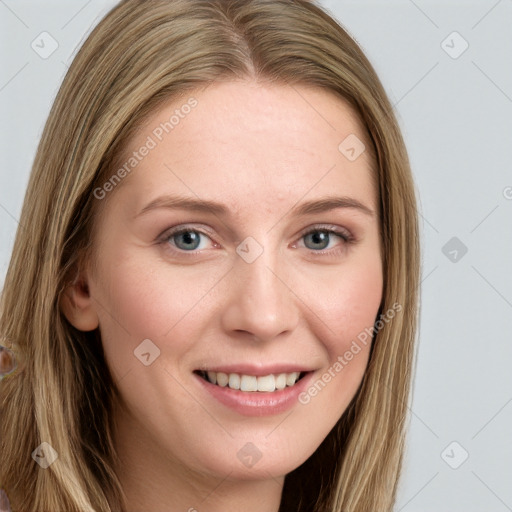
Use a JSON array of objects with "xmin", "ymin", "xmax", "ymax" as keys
[
  {"xmin": 304, "ymin": 230, "xmax": 332, "ymax": 250},
  {"xmin": 160, "ymin": 225, "xmax": 353, "ymax": 256},
  {"xmin": 301, "ymin": 228, "xmax": 350, "ymax": 251},
  {"xmin": 167, "ymin": 229, "xmax": 210, "ymax": 251}
]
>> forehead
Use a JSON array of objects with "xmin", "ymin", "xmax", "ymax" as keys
[{"xmin": 109, "ymin": 80, "xmax": 377, "ymax": 215}]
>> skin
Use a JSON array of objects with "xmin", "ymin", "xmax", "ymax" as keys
[{"xmin": 61, "ymin": 80, "xmax": 383, "ymax": 512}]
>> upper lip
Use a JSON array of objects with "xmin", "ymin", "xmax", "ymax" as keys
[{"xmin": 194, "ymin": 364, "xmax": 315, "ymax": 376}]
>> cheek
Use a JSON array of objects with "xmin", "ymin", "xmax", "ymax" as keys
[
  {"xmin": 304, "ymin": 252, "xmax": 383, "ymax": 359},
  {"xmin": 89, "ymin": 250, "xmax": 226, "ymax": 363},
  {"xmin": 295, "ymin": 256, "xmax": 382, "ymax": 428}
]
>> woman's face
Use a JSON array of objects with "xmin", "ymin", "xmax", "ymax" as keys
[{"xmin": 78, "ymin": 81, "xmax": 382, "ymax": 482}]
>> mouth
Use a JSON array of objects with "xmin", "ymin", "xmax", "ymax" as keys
[
  {"xmin": 193, "ymin": 366, "xmax": 316, "ymax": 416},
  {"xmin": 194, "ymin": 370, "xmax": 307, "ymax": 393}
]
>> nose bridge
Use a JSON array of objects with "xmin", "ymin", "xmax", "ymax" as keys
[
  {"xmin": 243, "ymin": 252, "xmax": 282, "ymax": 311},
  {"xmin": 220, "ymin": 238, "xmax": 299, "ymax": 341}
]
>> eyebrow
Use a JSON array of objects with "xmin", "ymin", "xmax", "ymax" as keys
[{"xmin": 136, "ymin": 194, "xmax": 375, "ymax": 218}]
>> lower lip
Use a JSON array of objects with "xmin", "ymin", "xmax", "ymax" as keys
[{"xmin": 195, "ymin": 372, "xmax": 315, "ymax": 417}]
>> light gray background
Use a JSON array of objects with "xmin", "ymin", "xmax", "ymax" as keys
[{"xmin": 1, "ymin": 1, "xmax": 511, "ymax": 510}]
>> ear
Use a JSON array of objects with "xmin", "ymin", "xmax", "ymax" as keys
[{"xmin": 60, "ymin": 271, "xmax": 99, "ymax": 332}]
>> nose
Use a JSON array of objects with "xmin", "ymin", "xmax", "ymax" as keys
[{"xmin": 220, "ymin": 247, "xmax": 300, "ymax": 343}]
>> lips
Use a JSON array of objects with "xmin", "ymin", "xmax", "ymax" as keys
[
  {"xmin": 194, "ymin": 367, "xmax": 316, "ymax": 416},
  {"xmin": 196, "ymin": 370, "xmax": 304, "ymax": 392}
]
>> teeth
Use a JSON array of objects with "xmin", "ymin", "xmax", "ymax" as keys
[
  {"xmin": 275, "ymin": 373, "xmax": 287, "ymax": 390},
  {"xmin": 203, "ymin": 371, "xmax": 302, "ymax": 392},
  {"xmin": 286, "ymin": 372, "xmax": 299, "ymax": 386},
  {"xmin": 240, "ymin": 375, "xmax": 258, "ymax": 392},
  {"xmin": 216, "ymin": 372, "xmax": 228, "ymax": 387},
  {"xmin": 228, "ymin": 373, "xmax": 241, "ymax": 390},
  {"xmin": 257, "ymin": 375, "xmax": 275, "ymax": 392}
]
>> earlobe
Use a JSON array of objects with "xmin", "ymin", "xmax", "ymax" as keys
[{"xmin": 60, "ymin": 274, "xmax": 99, "ymax": 332}]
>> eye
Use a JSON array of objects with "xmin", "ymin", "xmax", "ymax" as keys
[
  {"xmin": 163, "ymin": 227, "xmax": 215, "ymax": 252},
  {"xmin": 158, "ymin": 224, "xmax": 354, "ymax": 257},
  {"xmin": 298, "ymin": 226, "xmax": 353, "ymax": 253}
]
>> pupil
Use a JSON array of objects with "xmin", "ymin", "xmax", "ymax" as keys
[
  {"xmin": 307, "ymin": 231, "xmax": 329, "ymax": 250},
  {"xmin": 177, "ymin": 231, "xmax": 200, "ymax": 250}
]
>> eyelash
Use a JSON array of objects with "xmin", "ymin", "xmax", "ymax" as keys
[{"xmin": 159, "ymin": 224, "xmax": 356, "ymax": 258}]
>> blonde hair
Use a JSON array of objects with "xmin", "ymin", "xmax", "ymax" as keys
[{"xmin": 0, "ymin": 1, "xmax": 420, "ymax": 510}]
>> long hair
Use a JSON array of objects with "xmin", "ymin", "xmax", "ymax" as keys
[{"xmin": 0, "ymin": 1, "xmax": 420, "ymax": 510}]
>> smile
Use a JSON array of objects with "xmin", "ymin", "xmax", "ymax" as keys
[{"xmin": 196, "ymin": 370, "xmax": 304, "ymax": 392}]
